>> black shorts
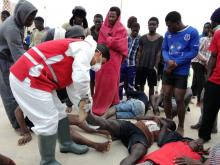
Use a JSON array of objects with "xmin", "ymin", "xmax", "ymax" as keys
[
  {"xmin": 136, "ymin": 67, "xmax": 157, "ymax": 87},
  {"xmin": 162, "ymin": 72, "xmax": 188, "ymax": 89},
  {"xmin": 116, "ymin": 120, "xmax": 149, "ymax": 152}
]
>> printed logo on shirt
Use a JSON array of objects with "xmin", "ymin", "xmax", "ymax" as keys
[{"xmin": 184, "ymin": 34, "xmax": 191, "ymax": 41}]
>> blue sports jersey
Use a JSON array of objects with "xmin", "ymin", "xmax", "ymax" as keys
[{"xmin": 162, "ymin": 26, "xmax": 199, "ymax": 75}]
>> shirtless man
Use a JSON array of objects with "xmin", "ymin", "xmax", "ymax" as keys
[{"xmin": 87, "ymin": 114, "xmax": 176, "ymax": 165}]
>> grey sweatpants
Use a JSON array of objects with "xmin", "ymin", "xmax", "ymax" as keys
[{"xmin": 0, "ymin": 60, "xmax": 19, "ymax": 128}]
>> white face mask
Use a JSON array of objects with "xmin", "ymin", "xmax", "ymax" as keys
[{"xmin": 91, "ymin": 63, "xmax": 101, "ymax": 72}]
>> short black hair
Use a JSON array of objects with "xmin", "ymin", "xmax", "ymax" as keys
[
  {"xmin": 109, "ymin": 6, "xmax": 121, "ymax": 17},
  {"xmin": 96, "ymin": 44, "xmax": 110, "ymax": 61},
  {"xmin": 131, "ymin": 22, "xmax": 140, "ymax": 29},
  {"xmin": 204, "ymin": 22, "xmax": 211, "ymax": 27},
  {"xmin": 165, "ymin": 11, "xmax": 181, "ymax": 23},
  {"xmin": 148, "ymin": 17, "xmax": 159, "ymax": 24},
  {"xmin": 34, "ymin": 16, "xmax": 44, "ymax": 23},
  {"xmin": 94, "ymin": 14, "xmax": 103, "ymax": 20},
  {"xmin": 1, "ymin": 10, "xmax": 10, "ymax": 17}
]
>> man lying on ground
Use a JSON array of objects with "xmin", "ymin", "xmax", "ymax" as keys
[
  {"xmin": 174, "ymin": 143, "xmax": 220, "ymax": 165},
  {"xmin": 87, "ymin": 113, "xmax": 176, "ymax": 165},
  {"xmin": 137, "ymin": 119, "xmax": 208, "ymax": 165}
]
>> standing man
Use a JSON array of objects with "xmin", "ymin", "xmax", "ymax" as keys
[
  {"xmin": 162, "ymin": 11, "xmax": 199, "ymax": 135},
  {"xmin": 90, "ymin": 14, "xmax": 103, "ymax": 96},
  {"xmin": 198, "ymin": 7, "xmax": 220, "ymax": 143},
  {"xmin": 92, "ymin": 6, "xmax": 128, "ymax": 116},
  {"xmin": 191, "ymin": 22, "xmax": 212, "ymax": 106},
  {"xmin": 119, "ymin": 22, "xmax": 140, "ymax": 99},
  {"xmin": 127, "ymin": 16, "xmax": 137, "ymax": 34},
  {"xmin": 62, "ymin": 6, "xmax": 90, "ymax": 36},
  {"xmin": 9, "ymin": 36, "xmax": 110, "ymax": 164},
  {"xmin": 0, "ymin": 0, "xmax": 37, "ymax": 130},
  {"xmin": 135, "ymin": 17, "xmax": 163, "ymax": 99},
  {"xmin": 1, "ymin": 10, "xmax": 10, "ymax": 22},
  {"xmin": 30, "ymin": 16, "xmax": 47, "ymax": 47}
]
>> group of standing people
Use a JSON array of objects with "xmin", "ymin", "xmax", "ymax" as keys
[{"xmin": 1, "ymin": 0, "xmax": 220, "ymax": 164}]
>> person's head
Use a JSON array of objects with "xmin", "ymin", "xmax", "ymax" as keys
[
  {"xmin": 148, "ymin": 17, "xmax": 159, "ymax": 34},
  {"xmin": 93, "ymin": 14, "xmax": 103, "ymax": 31},
  {"xmin": 65, "ymin": 25, "xmax": 85, "ymax": 39},
  {"xmin": 14, "ymin": 0, "xmax": 37, "ymax": 27},
  {"xmin": 165, "ymin": 11, "xmax": 183, "ymax": 33},
  {"xmin": 90, "ymin": 44, "xmax": 110, "ymax": 72},
  {"xmin": 188, "ymin": 140, "xmax": 204, "ymax": 153},
  {"xmin": 130, "ymin": 22, "xmax": 140, "ymax": 38},
  {"xmin": 127, "ymin": 16, "xmax": 137, "ymax": 29},
  {"xmin": 210, "ymin": 7, "xmax": 220, "ymax": 30},
  {"xmin": 69, "ymin": 6, "xmax": 88, "ymax": 28},
  {"xmin": 108, "ymin": 6, "xmax": 121, "ymax": 27},
  {"xmin": 1, "ymin": 10, "xmax": 10, "ymax": 22},
  {"xmin": 34, "ymin": 16, "xmax": 44, "ymax": 31},
  {"xmin": 202, "ymin": 22, "xmax": 212, "ymax": 36}
]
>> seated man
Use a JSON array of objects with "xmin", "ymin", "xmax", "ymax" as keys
[{"xmin": 87, "ymin": 114, "xmax": 176, "ymax": 165}]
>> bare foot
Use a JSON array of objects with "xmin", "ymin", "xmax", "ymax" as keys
[
  {"xmin": 18, "ymin": 132, "xmax": 32, "ymax": 145},
  {"xmin": 94, "ymin": 140, "xmax": 112, "ymax": 152},
  {"xmin": 177, "ymin": 126, "xmax": 184, "ymax": 136}
]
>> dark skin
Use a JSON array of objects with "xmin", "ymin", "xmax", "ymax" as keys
[
  {"xmin": 24, "ymin": 11, "xmax": 37, "ymax": 27},
  {"xmin": 94, "ymin": 17, "xmax": 103, "ymax": 32},
  {"xmin": 163, "ymin": 20, "xmax": 187, "ymax": 136},
  {"xmin": 34, "ymin": 20, "xmax": 44, "ymax": 31},
  {"xmin": 174, "ymin": 140, "xmax": 210, "ymax": 165},
  {"xmin": 88, "ymin": 114, "xmax": 175, "ymax": 165},
  {"xmin": 0, "ymin": 154, "xmax": 16, "ymax": 165},
  {"xmin": 108, "ymin": 11, "xmax": 118, "ymax": 27}
]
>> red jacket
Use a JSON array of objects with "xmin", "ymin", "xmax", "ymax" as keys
[
  {"xmin": 10, "ymin": 39, "xmax": 79, "ymax": 92},
  {"xmin": 138, "ymin": 141, "xmax": 201, "ymax": 165}
]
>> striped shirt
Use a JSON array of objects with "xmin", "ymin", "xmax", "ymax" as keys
[
  {"xmin": 209, "ymin": 143, "xmax": 220, "ymax": 165},
  {"xmin": 126, "ymin": 35, "xmax": 140, "ymax": 66}
]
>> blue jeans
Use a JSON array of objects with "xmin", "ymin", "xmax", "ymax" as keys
[
  {"xmin": 0, "ymin": 60, "xmax": 19, "ymax": 128},
  {"xmin": 115, "ymin": 99, "xmax": 145, "ymax": 119}
]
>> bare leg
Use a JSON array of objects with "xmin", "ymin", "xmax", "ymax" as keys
[
  {"xmin": 120, "ymin": 143, "xmax": 148, "ymax": 165},
  {"xmin": 149, "ymin": 86, "xmax": 154, "ymax": 98},
  {"xmin": 102, "ymin": 106, "xmax": 117, "ymax": 119},
  {"xmin": 163, "ymin": 85, "xmax": 174, "ymax": 119},
  {"xmin": 174, "ymin": 88, "xmax": 186, "ymax": 136},
  {"xmin": 14, "ymin": 106, "xmax": 32, "ymax": 145},
  {"xmin": 87, "ymin": 113, "xmax": 121, "ymax": 138},
  {"xmin": 70, "ymin": 127, "xmax": 112, "ymax": 152}
]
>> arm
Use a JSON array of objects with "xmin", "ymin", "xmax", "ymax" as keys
[
  {"xmin": 5, "ymin": 27, "xmax": 25, "ymax": 61},
  {"xmin": 162, "ymin": 34, "xmax": 171, "ymax": 63},
  {"xmin": 99, "ymin": 30, "xmax": 128, "ymax": 56},
  {"xmin": 135, "ymin": 115, "xmax": 157, "ymax": 121},
  {"xmin": 136, "ymin": 39, "xmax": 143, "ymax": 65},
  {"xmin": 207, "ymin": 53, "xmax": 217, "ymax": 78},
  {"xmin": 65, "ymin": 42, "xmax": 92, "ymax": 111},
  {"xmin": 174, "ymin": 157, "xmax": 204, "ymax": 165}
]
